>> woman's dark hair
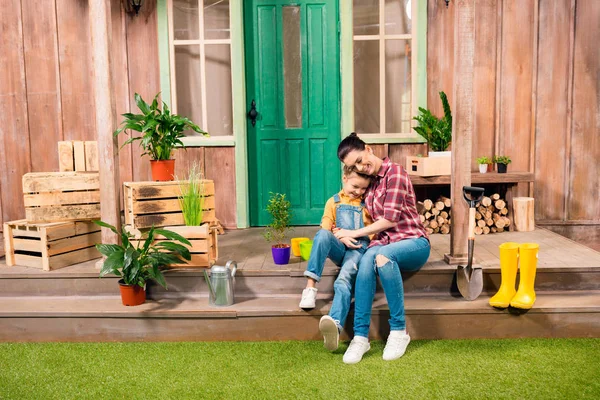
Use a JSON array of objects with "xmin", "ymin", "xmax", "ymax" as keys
[{"xmin": 337, "ymin": 132, "xmax": 366, "ymax": 161}]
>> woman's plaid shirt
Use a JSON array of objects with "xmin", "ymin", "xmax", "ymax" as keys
[{"xmin": 364, "ymin": 158, "xmax": 428, "ymax": 247}]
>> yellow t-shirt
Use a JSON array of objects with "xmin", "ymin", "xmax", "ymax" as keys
[{"xmin": 320, "ymin": 190, "xmax": 374, "ymax": 232}]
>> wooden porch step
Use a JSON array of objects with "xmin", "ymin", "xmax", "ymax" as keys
[
  {"xmin": 1, "ymin": 264, "xmax": 599, "ymax": 297},
  {"xmin": 1, "ymin": 291, "xmax": 599, "ymax": 342}
]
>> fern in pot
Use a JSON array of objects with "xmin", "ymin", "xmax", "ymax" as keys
[
  {"xmin": 114, "ymin": 93, "xmax": 209, "ymax": 181},
  {"xmin": 413, "ymin": 91, "xmax": 452, "ymax": 156}
]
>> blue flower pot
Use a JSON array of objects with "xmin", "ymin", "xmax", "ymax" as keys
[{"xmin": 272, "ymin": 245, "xmax": 291, "ymax": 265}]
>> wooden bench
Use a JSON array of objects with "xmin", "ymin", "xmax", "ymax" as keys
[{"xmin": 410, "ymin": 172, "xmax": 535, "ymax": 231}]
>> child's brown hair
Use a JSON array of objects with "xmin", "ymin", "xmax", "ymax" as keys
[{"xmin": 343, "ymin": 165, "xmax": 371, "ymax": 182}]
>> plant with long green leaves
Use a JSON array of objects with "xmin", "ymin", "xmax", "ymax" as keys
[
  {"xmin": 114, "ymin": 93, "xmax": 208, "ymax": 161},
  {"xmin": 412, "ymin": 91, "xmax": 452, "ymax": 152},
  {"xmin": 263, "ymin": 193, "xmax": 292, "ymax": 248},
  {"xmin": 177, "ymin": 162, "xmax": 205, "ymax": 226},
  {"xmin": 94, "ymin": 220, "xmax": 191, "ymax": 289}
]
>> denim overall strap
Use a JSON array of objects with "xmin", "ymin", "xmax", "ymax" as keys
[
  {"xmin": 335, "ymin": 202, "xmax": 369, "ymax": 244},
  {"xmin": 333, "ymin": 193, "xmax": 341, "ymax": 203}
]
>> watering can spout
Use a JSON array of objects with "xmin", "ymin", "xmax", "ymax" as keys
[{"xmin": 203, "ymin": 269, "xmax": 216, "ymax": 299}]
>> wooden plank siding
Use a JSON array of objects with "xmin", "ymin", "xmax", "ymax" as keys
[{"xmin": 0, "ymin": 0, "xmax": 598, "ymax": 232}]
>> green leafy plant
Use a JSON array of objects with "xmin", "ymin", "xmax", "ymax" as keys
[
  {"xmin": 177, "ymin": 162, "xmax": 205, "ymax": 226},
  {"xmin": 114, "ymin": 93, "xmax": 208, "ymax": 161},
  {"xmin": 263, "ymin": 193, "xmax": 292, "ymax": 248},
  {"xmin": 477, "ymin": 156, "xmax": 492, "ymax": 165},
  {"xmin": 493, "ymin": 155, "xmax": 512, "ymax": 165},
  {"xmin": 94, "ymin": 221, "xmax": 191, "ymax": 289},
  {"xmin": 412, "ymin": 91, "xmax": 452, "ymax": 152}
]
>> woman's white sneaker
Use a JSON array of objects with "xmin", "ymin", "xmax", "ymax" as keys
[
  {"xmin": 343, "ymin": 336, "xmax": 370, "ymax": 364},
  {"xmin": 319, "ymin": 315, "xmax": 340, "ymax": 351},
  {"xmin": 299, "ymin": 287, "xmax": 318, "ymax": 309},
  {"xmin": 382, "ymin": 331, "xmax": 411, "ymax": 361}
]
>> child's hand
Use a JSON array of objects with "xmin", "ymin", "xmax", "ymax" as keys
[
  {"xmin": 334, "ymin": 228, "xmax": 356, "ymax": 240},
  {"xmin": 340, "ymin": 237, "xmax": 361, "ymax": 249}
]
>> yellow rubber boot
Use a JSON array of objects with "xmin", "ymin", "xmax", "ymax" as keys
[
  {"xmin": 489, "ymin": 242, "xmax": 520, "ymax": 308},
  {"xmin": 510, "ymin": 243, "xmax": 540, "ymax": 309}
]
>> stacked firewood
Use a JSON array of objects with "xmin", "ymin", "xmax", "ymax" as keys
[
  {"xmin": 418, "ymin": 196, "xmax": 452, "ymax": 235},
  {"xmin": 417, "ymin": 193, "xmax": 510, "ymax": 235}
]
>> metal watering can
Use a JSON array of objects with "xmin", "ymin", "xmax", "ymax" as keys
[{"xmin": 203, "ymin": 261, "xmax": 237, "ymax": 306}]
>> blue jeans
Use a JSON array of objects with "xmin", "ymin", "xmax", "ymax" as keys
[
  {"xmin": 353, "ymin": 237, "xmax": 431, "ymax": 338},
  {"xmin": 304, "ymin": 229, "xmax": 368, "ymax": 328}
]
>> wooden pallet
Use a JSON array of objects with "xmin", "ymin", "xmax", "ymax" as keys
[
  {"xmin": 58, "ymin": 140, "xmax": 99, "ymax": 172},
  {"xmin": 3, "ymin": 220, "xmax": 101, "ymax": 270},
  {"xmin": 123, "ymin": 180, "xmax": 217, "ymax": 230},
  {"xmin": 22, "ymin": 172, "xmax": 101, "ymax": 223},
  {"xmin": 129, "ymin": 224, "xmax": 217, "ymax": 268}
]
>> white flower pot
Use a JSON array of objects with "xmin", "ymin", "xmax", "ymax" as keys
[
  {"xmin": 428, "ymin": 151, "xmax": 451, "ymax": 158},
  {"xmin": 479, "ymin": 164, "xmax": 488, "ymax": 173}
]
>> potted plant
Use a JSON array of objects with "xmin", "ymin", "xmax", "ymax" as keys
[
  {"xmin": 114, "ymin": 92, "xmax": 209, "ymax": 181},
  {"xmin": 94, "ymin": 220, "xmax": 191, "ymax": 306},
  {"xmin": 413, "ymin": 91, "xmax": 452, "ymax": 156},
  {"xmin": 476, "ymin": 156, "xmax": 492, "ymax": 174},
  {"xmin": 169, "ymin": 163, "xmax": 217, "ymax": 267},
  {"xmin": 263, "ymin": 192, "xmax": 292, "ymax": 265},
  {"xmin": 493, "ymin": 155, "xmax": 512, "ymax": 174}
]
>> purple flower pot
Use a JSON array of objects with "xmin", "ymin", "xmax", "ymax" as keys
[{"xmin": 272, "ymin": 245, "xmax": 291, "ymax": 265}]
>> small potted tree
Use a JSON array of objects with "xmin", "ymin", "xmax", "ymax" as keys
[
  {"xmin": 114, "ymin": 93, "xmax": 209, "ymax": 181},
  {"xmin": 263, "ymin": 192, "xmax": 292, "ymax": 265},
  {"xmin": 493, "ymin": 155, "xmax": 512, "ymax": 174},
  {"xmin": 477, "ymin": 156, "xmax": 492, "ymax": 174},
  {"xmin": 95, "ymin": 221, "xmax": 191, "ymax": 306}
]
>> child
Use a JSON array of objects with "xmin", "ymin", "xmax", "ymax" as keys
[{"xmin": 299, "ymin": 166, "xmax": 373, "ymax": 351}]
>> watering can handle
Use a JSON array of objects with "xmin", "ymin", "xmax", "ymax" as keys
[{"xmin": 226, "ymin": 260, "xmax": 238, "ymax": 278}]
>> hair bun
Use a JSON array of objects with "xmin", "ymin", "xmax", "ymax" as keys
[{"xmin": 349, "ymin": 132, "xmax": 358, "ymax": 137}]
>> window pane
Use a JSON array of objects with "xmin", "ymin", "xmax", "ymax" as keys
[
  {"xmin": 175, "ymin": 45, "xmax": 203, "ymax": 130},
  {"xmin": 283, "ymin": 6, "xmax": 302, "ymax": 128},
  {"xmin": 385, "ymin": 40, "xmax": 412, "ymax": 133},
  {"xmin": 173, "ymin": 0, "xmax": 199, "ymax": 40},
  {"xmin": 205, "ymin": 44, "xmax": 233, "ymax": 136},
  {"xmin": 353, "ymin": 0, "xmax": 380, "ymax": 35},
  {"xmin": 204, "ymin": 0, "xmax": 230, "ymax": 40},
  {"xmin": 385, "ymin": 0, "xmax": 411, "ymax": 35},
  {"xmin": 354, "ymin": 41, "xmax": 380, "ymax": 133}
]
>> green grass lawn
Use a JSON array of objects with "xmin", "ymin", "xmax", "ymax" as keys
[{"xmin": 1, "ymin": 338, "xmax": 598, "ymax": 399}]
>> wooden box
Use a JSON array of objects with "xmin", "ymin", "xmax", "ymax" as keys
[
  {"xmin": 3, "ymin": 220, "xmax": 101, "ymax": 270},
  {"xmin": 23, "ymin": 172, "xmax": 101, "ymax": 223},
  {"xmin": 58, "ymin": 140, "xmax": 99, "ymax": 172},
  {"xmin": 406, "ymin": 156, "xmax": 451, "ymax": 177},
  {"xmin": 124, "ymin": 180, "xmax": 216, "ymax": 230},
  {"xmin": 130, "ymin": 224, "xmax": 218, "ymax": 268}
]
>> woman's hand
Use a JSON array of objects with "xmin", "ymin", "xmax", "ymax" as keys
[
  {"xmin": 339, "ymin": 236, "xmax": 361, "ymax": 249},
  {"xmin": 334, "ymin": 228, "xmax": 357, "ymax": 240}
]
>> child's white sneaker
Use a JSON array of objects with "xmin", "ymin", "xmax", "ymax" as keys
[
  {"xmin": 299, "ymin": 287, "xmax": 318, "ymax": 309},
  {"xmin": 319, "ymin": 315, "xmax": 340, "ymax": 351},
  {"xmin": 343, "ymin": 336, "xmax": 370, "ymax": 364},
  {"xmin": 382, "ymin": 330, "xmax": 411, "ymax": 361}
]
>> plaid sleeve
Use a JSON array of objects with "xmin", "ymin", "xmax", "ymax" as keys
[{"xmin": 382, "ymin": 167, "xmax": 408, "ymax": 222}]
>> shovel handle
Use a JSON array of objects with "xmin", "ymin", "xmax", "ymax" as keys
[{"xmin": 468, "ymin": 208, "xmax": 476, "ymax": 240}]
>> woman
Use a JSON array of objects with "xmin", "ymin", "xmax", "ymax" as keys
[{"xmin": 333, "ymin": 132, "xmax": 431, "ymax": 364}]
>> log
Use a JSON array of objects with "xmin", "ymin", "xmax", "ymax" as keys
[
  {"xmin": 440, "ymin": 196, "xmax": 452, "ymax": 208},
  {"xmin": 440, "ymin": 225, "xmax": 450, "ymax": 234},
  {"xmin": 495, "ymin": 218, "xmax": 506, "ymax": 229},
  {"xmin": 425, "ymin": 211, "xmax": 432, "ymax": 219},
  {"xmin": 423, "ymin": 199, "xmax": 433, "ymax": 210},
  {"xmin": 485, "ymin": 218, "xmax": 494, "ymax": 226},
  {"xmin": 435, "ymin": 201, "xmax": 445, "ymax": 211},
  {"xmin": 513, "ymin": 197, "xmax": 535, "ymax": 232},
  {"xmin": 494, "ymin": 199, "xmax": 506, "ymax": 210},
  {"xmin": 481, "ymin": 197, "xmax": 492, "ymax": 207},
  {"xmin": 417, "ymin": 201, "xmax": 425, "ymax": 214},
  {"xmin": 500, "ymin": 207, "xmax": 508, "ymax": 215},
  {"xmin": 477, "ymin": 219, "xmax": 486, "ymax": 228},
  {"xmin": 429, "ymin": 220, "xmax": 439, "ymax": 229},
  {"xmin": 419, "ymin": 214, "xmax": 426, "ymax": 223},
  {"xmin": 483, "ymin": 226, "xmax": 490, "ymax": 235},
  {"xmin": 474, "ymin": 226, "xmax": 483, "ymax": 235},
  {"xmin": 426, "ymin": 227, "xmax": 434, "ymax": 234},
  {"xmin": 491, "ymin": 193, "xmax": 500, "ymax": 201},
  {"xmin": 475, "ymin": 211, "xmax": 482, "ymax": 220},
  {"xmin": 432, "ymin": 208, "xmax": 440, "ymax": 216},
  {"xmin": 440, "ymin": 211, "xmax": 449, "ymax": 219}
]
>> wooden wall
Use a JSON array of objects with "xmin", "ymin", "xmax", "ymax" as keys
[{"xmin": 0, "ymin": 0, "xmax": 598, "ymax": 231}]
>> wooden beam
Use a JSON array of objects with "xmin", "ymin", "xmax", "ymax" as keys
[
  {"xmin": 89, "ymin": 0, "xmax": 120, "ymax": 244},
  {"xmin": 445, "ymin": 0, "xmax": 475, "ymax": 265}
]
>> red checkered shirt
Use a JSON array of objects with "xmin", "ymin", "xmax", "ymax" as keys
[{"xmin": 365, "ymin": 158, "xmax": 428, "ymax": 247}]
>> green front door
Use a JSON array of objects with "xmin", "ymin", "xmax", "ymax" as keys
[{"xmin": 245, "ymin": 0, "xmax": 341, "ymax": 226}]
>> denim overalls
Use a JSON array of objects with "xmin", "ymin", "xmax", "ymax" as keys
[{"xmin": 303, "ymin": 194, "xmax": 370, "ymax": 329}]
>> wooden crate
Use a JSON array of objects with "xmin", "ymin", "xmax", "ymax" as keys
[
  {"xmin": 3, "ymin": 220, "xmax": 101, "ymax": 270},
  {"xmin": 130, "ymin": 224, "xmax": 218, "ymax": 268},
  {"xmin": 58, "ymin": 140, "xmax": 99, "ymax": 172},
  {"xmin": 124, "ymin": 180, "xmax": 217, "ymax": 230},
  {"xmin": 406, "ymin": 156, "xmax": 451, "ymax": 177},
  {"xmin": 22, "ymin": 172, "xmax": 101, "ymax": 223}
]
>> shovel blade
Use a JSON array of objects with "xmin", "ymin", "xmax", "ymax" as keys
[{"xmin": 456, "ymin": 265, "xmax": 483, "ymax": 301}]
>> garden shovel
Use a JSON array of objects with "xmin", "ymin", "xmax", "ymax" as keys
[{"xmin": 456, "ymin": 186, "xmax": 485, "ymax": 301}]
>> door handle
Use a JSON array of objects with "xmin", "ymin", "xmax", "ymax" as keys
[{"xmin": 247, "ymin": 99, "xmax": 258, "ymax": 127}]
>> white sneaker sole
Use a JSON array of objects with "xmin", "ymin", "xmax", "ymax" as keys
[
  {"xmin": 319, "ymin": 317, "xmax": 339, "ymax": 351},
  {"xmin": 299, "ymin": 299, "xmax": 316, "ymax": 309}
]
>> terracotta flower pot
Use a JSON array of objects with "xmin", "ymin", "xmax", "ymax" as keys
[
  {"xmin": 118, "ymin": 279, "xmax": 146, "ymax": 306},
  {"xmin": 150, "ymin": 159, "xmax": 175, "ymax": 181}
]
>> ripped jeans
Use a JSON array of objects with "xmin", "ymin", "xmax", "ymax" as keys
[
  {"xmin": 353, "ymin": 237, "xmax": 430, "ymax": 338},
  {"xmin": 304, "ymin": 229, "xmax": 368, "ymax": 328}
]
